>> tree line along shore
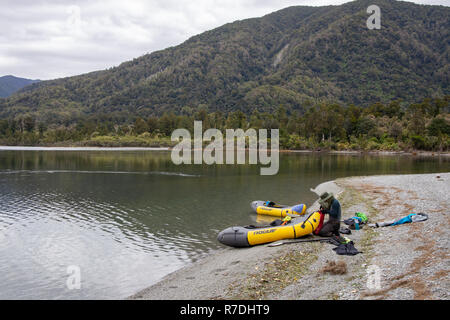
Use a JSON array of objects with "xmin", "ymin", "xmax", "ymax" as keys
[{"xmin": 0, "ymin": 96, "xmax": 448, "ymax": 152}]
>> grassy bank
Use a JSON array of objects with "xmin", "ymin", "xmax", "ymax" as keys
[
  {"xmin": 1, "ymin": 133, "xmax": 449, "ymax": 154},
  {"xmin": 0, "ymin": 133, "xmax": 176, "ymax": 148}
]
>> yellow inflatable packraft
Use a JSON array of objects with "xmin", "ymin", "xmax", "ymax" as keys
[
  {"xmin": 251, "ymin": 200, "xmax": 307, "ymax": 217},
  {"xmin": 217, "ymin": 211, "xmax": 321, "ymax": 247}
]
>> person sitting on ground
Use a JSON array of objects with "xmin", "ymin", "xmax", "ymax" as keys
[{"xmin": 316, "ymin": 192, "xmax": 341, "ymax": 237}]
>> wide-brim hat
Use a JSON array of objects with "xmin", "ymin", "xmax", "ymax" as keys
[{"xmin": 318, "ymin": 192, "xmax": 334, "ymax": 206}]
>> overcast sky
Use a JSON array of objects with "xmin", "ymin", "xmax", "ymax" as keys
[{"xmin": 0, "ymin": 0, "xmax": 448, "ymax": 80}]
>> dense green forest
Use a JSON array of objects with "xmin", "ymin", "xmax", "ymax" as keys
[
  {"xmin": 1, "ymin": 96, "xmax": 448, "ymax": 151},
  {"xmin": 0, "ymin": 0, "xmax": 448, "ymax": 124},
  {"xmin": 0, "ymin": 0, "xmax": 448, "ymax": 150}
]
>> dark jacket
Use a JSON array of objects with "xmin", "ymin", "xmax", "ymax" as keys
[{"xmin": 323, "ymin": 199, "xmax": 341, "ymax": 221}]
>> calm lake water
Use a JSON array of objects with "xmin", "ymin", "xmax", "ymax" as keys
[{"xmin": 0, "ymin": 149, "xmax": 448, "ymax": 299}]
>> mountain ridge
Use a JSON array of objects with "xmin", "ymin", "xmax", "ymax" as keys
[{"xmin": 0, "ymin": 75, "xmax": 40, "ymax": 98}]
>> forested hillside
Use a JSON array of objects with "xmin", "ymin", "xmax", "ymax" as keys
[
  {"xmin": 0, "ymin": 0, "xmax": 448, "ymax": 124},
  {"xmin": 0, "ymin": 0, "xmax": 448, "ymax": 151}
]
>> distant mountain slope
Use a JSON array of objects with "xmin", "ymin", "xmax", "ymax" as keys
[
  {"xmin": 0, "ymin": 0, "xmax": 448, "ymax": 125},
  {"xmin": 0, "ymin": 75, "xmax": 40, "ymax": 98}
]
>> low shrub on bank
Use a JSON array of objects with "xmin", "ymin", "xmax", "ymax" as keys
[{"xmin": 84, "ymin": 135, "xmax": 175, "ymax": 147}]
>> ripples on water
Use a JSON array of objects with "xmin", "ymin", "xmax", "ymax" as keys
[
  {"xmin": 0, "ymin": 169, "xmax": 211, "ymax": 299},
  {"xmin": 0, "ymin": 151, "xmax": 448, "ymax": 299},
  {"xmin": 0, "ymin": 170, "xmax": 200, "ymax": 177}
]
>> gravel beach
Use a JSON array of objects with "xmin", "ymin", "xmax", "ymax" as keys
[{"xmin": 129, "ymin": 173, "xmax": 449, "ymax": 300}]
